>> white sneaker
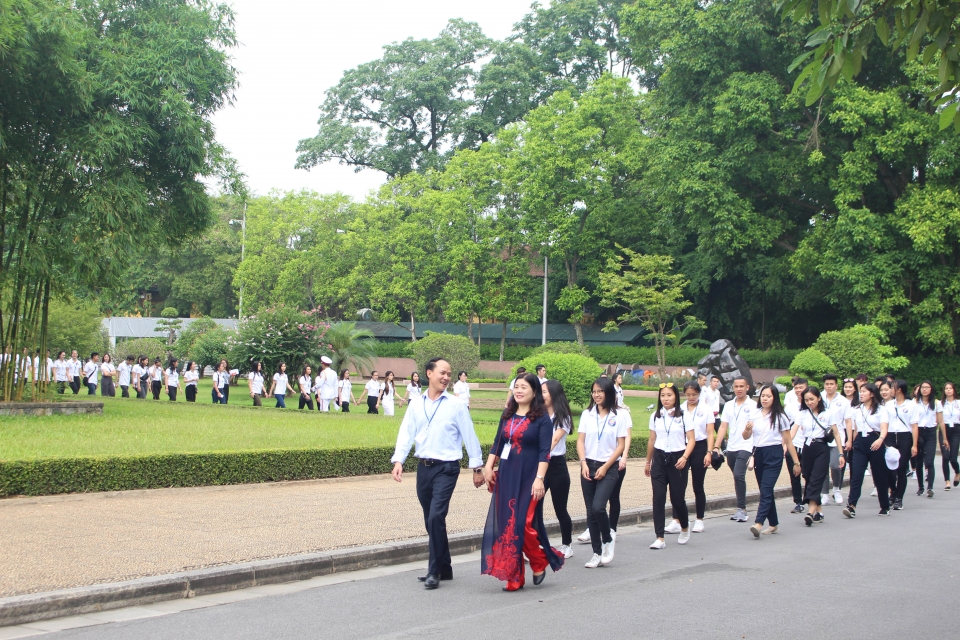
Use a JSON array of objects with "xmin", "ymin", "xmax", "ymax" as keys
[
  {"xmin": 678, "ymin": 529, "xmax": 691, "ymax": 545},
  {"xmin": 577, "ymin": 528, "xmax": 591, "ymax": 543},
  {"xmin": 833, "ymin": 489, "xmax": 843, "ymax": 504},
  {"xmin": 584, "ymin": 553, "xmax": 601, "ymax": 568},
  {"xmin": 610, "ymin": 529, "xmax": 617, "ymax": 542},
  {"xmin": 870, "ymin": 488, "xmax": 878, "ymax": 497},
  {"xmin": 821, "ymin": 494, "xmax": 830, "ymax": 506},
  {"xmin": 600, "ymin": 541, "xmax": 614, "ymax": 565},
  {"xmin": 664, "ymin": 520, "xmax": 682, "ymax": 534},
  {"xmin": 558, "ymin": 544, "xmax": 573, "ymax": 559},
  {"xmin": 692, "ymin": 519, "xmax": 705, "ymax": 533},
  {"xmin": 649, "ymin": 538, "xmax": 666, "ymax": 549}
]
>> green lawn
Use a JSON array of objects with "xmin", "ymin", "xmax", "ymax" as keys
[{"xmin": 0, "ymin": 382, "xmax": 652, "ymax": 461}]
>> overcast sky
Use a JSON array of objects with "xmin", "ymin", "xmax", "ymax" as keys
[{"xmin": 211, "ymin": 0, "xmax": 534, "ymax": 201}]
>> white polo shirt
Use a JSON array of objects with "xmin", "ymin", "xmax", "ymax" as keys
[
  {"xmin": 943, "ymin": 399, "xmax": 960, "ymax": 426},
  {"xmin": 248, "ymin": 371, "xmax": 265, "ymax": 395},
  {"xmin": 795, "ymin": 408, "xmax": 834, "ymax": 446},
  {"xmin": 821, "ymin": 393, "xmax": 850, "ymax": 447},
  {"xmin": 650, "ymin": 409, "xmax": 691, "ymax": 452},
  {"xmin": 915, "ymin": 399, "xmax": 942, "ymax": 428},
  {"xmin": 53, "ymin": 359, "xmax": 69, "ymax": 382},
  {"xmin": 886, "ymin": 399, "xmax": 918, "ymax": 433},
  {"xmin": 272, "ymin": 372, "xmax": 289, "ymax": 394},
  {"xmin": 338, "ymin": 379, "xmax": 352, "ymax": 402},
  {"xmin": 118, "ymin": 362, "xmax": 131, "ymax": 386},
  {"xmin": 721, "ymin": 397, "xmax": 759, "ymax": 452},
  {"xmin": 67, "ymin": 358, "xmax": 82, "ymax": 377},
  {"xmin": 549, "ymin": 413, "xmax": 572, "ymax": 458},
  {"xmin": 184, "ymin": 370, "xmax": 199, "ymax": 386},
  {"xmin": 681, "ymin": 401, "xmax": 711, "ymax": 442},
  {"xmin": 365, "ymin": 379, "xmax": 382, "ymax": 398},
  {"xmin": 578, "ymin": 407, "xmax": 630, "ymax": 462},
  {"xmin": 854, "ymin": 404, "xmax": 889, "ymax": 435},
  {"xmin": 82, "ymin": 361, "xmax": 98, "ymax": 385},
  {"xmin": 752, "ymin": 410, "xmax": 792, "ymax": 448}
]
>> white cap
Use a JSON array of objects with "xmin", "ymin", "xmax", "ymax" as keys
[
  {"xmin": 885, "ymin": 445, "xmax": 901, "ymax": 470},
  {"xmin": 320, "ymin": 356, "xmax": 332, "ymax": 364}
]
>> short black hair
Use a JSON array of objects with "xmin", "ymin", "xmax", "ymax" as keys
[
  {"xmin": 516, "ymin": 366, "xmax": 527, "ymax": 375},
  {"xmin": 90, "ymin": 352, "xmax": 99, "ymax": 358},
  {"xmin": 425, "ymin": 358, "xmax": 447, "ymax": 373},
  {"xmin": 822, "ymin": 374, "xmax": 838, "ymax": 383},
  {"xmin": 535, "ymin": 364, "xmax": 546, "ymax": 372},
  {"xmin": 793, "ymin": 377, "xmax": 808, "ymax": 386}
]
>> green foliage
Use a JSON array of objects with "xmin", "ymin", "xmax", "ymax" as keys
[
  {"xmin": 372, "ymin": 341, "xmax": 415, "ymax": 358},
  {"xmin": 775, "ymin": 375, "xmax": 794, "ymax": 387},
  {"xmin": 326, "ymin": 322, "xmax": 378, "ymax": 375},
  {"xmin": 532, "ymin": 341, "xmax": 591, "ymax": 357},
  {"xmin": 899, "ymin": 355, "xmax": 960, "ymax": 389},
  {"xmin": 174, "ymin": 318, "xmax": 219, "ymax": 360},
  {"xmin": 188, "ymin": 327, "xmax": 231, "ymax": 370},
  {"xmin": 45, "ymin": 299, "xmax": 108, "ymax": 358},
  {"xmin": 227, "ymin": 306, "xmax": 329, "ymax": 375},
  {"xmin": 813, "ymin": 325, "xmax": 907, "ymax": 378},
  {"xmin": 154, "ymin": 308, "xmax": 183, "ymax": 346},
  {"xmin": 788, "ymin": 348, "xmax": 837, "ymax": 379},
  {"xmin": 115, "ymin": 338, "xmax": 166, "ymax": 363},
  {"xmin": 411, "ymin": 332, "xmax": 481, "ymax": 377},
  {"xmin": 512, "ymin": 352, "xmax": 603, "ymax": 406}
]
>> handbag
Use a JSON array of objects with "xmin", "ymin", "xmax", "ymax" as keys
[{"xmin": 811, "ymin": 413, "xmax": 835, "ymax": 444}]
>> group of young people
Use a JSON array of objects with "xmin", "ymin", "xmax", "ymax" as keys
[{"xmin": 392, "ymin": 360, "xmax": 959, "ymax": 592}]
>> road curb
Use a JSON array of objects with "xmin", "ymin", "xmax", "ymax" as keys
[{"xmin": 0, "ymin": 487, "xmax": 792, "ymax": 627}]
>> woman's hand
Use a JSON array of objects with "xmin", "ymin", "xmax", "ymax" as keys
[
  {"xmin": 644, "ymin": 459, "xmax": 652, "ymax": 477},
  {"xmin": 791, "ymin": 461, "xmax": 801, "ymax": 476},
  {"xmin": 580, "ymin": 461, "xmax": 591, "ymax": 480},
  {"xmin": 618, "ymin": 458, "xmax": 626, "ymax": 471},
  {"xmin": 483, "ymin": 466, "xmax": 496, "ymax": 489},
  {"xmin": 531, "ymin": 477, "xmax": 545, "ymax": 501},
  {"xmin": 911, "ymin": 445, "xmax": 918, "ymax": 457},
  {"xmin": 675, "ymin": 455, "xmax": 688, "ymax": 470},
  {"xmin": 839, "ymin": 455, "xmax": 846, "ymax": 469},
  {"xmin": 703, "ymin": 451, "xmax": 712, "ymax": 468},
  {"xmin": 594, "ymin": 465, "xmax": 607, "ymax": 481},
  {"xmin": 870, "ymin": 439, "xmax": 883, "ymax": 451}
]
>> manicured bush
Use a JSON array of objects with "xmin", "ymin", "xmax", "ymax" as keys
[
  {"xmin": 114, "ymin": 337, "xmax": 167, "ymax": 362},
  {"xmin": 533, "ymin": 341, "xmax": 590, "ymax": 357},
  {"xmin": 512, "ymin": 353, "xmax": 603, "ymax": 407},
  {"xmin": 789, "ymin": 348, "xmax": 836, "ymax": 379},
  {"xmin": 479, "ymin": 344, "xmax": 534, "ymax": 361},
  {"xmin": 738, "ymin": 349, "xmax": 801, "ymax": 369},
  {"xmin": 411, "ymin": 332, "xmax": 480, "ymax": 376},
  {"xmin": 813, "ymin": 329, "xmax": 884, "ymax": 378},
  {"xmin": 373, "ymin": 341, "xmax": 415, "ymax": 358}
]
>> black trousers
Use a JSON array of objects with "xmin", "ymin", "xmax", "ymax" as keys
[
  {"xmin": 341, "ymin": 400, "xmax": 350, "ymax": 412},
  {"xmin": 151, "ymin": 380, "xmax": 162, "ymax": 400},
  {"xmin": 137, "ymin": 382, "xmax": 148, "ymax": 399},
  {"xmin": 120, "ymin": 384, "xmax": 129, "ymax": 398},
  {"xmin": 942, "ymin": 425, "xmax": 960, "ymax": 479},
  {"xmin": 298, "ymin": 394, "xmax": 314, "ymax": 410},
  {"xmin": 801, "ymin": 440, "xmax": 830, "ymax": 505},
  {"xmin": 367, "ymin": 396, "xmax": 378, "ymax": 414},
  {"xmin": 609, "ymin": 464, "xmax": 625, "ymax": 531},
  {"xmin": 416, "ymin": 460, "xmax": 460, "ymax": 578},
  {"xmin": 56, "ymin": 381, "xmax": 66, "ymax": 394},
  {"xmin": 581, "ymin": 460, "xmax": 619, "ymax": 555},
  {"xmin": 167, "ymin": 385, "xmax": 177, "ymax": 401},
  {"xmin": 754, "ymin": 444, "xmax": 784, "ymax": 526},
  {"xmin": 652, "ymin": 449, "xmax": 689, "ymax": 538},
  {"xmin": 674, "ymin": 439, "xmax": 707, "ymax": 520},
  {"xmin": 70, "ymin": 376, "xmax": 80, "ymax": 394},
  {"xmin": 185, "ymin": 385, "xmax": 196, "ymax": 402},
  {"xmin": 788, "ymin": 447, "xmax": 804, "ymax": 503},
  {"xmin": 849, "ymin": 432, "xmax": 890, "ymax": 509},
  {"xmin": 886, "ymin": 432, "xmax": 913, "ymax": 501},
  {"xmin": 102, "ymin": 377, "xmax": 115, "ymax": 397},
  {"xmin": 915, "ymin": 427, "xmax": 937, "ymax": 490},
  {"xmin": 543, "ymin": 456, "xmax": 572, "ymax": 546}
]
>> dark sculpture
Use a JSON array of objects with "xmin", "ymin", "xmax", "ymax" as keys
[{"xmin": 697, "ymin": 339, "xmax": 754, "ymax": 404}]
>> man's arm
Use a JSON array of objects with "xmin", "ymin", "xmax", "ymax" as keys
[{"xmin": 458, "ymin": 402, "xmax": 484, "ymax": 470}]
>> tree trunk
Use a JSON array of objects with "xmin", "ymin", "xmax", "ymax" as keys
[
  {"xmin": 410, "ymin": 311, "xmax": 416, "ymax": 342},
  {"xmin": 500, "ymin": 320, "xmax": 507, "ymax": 362},
  {"xmin": 574, "ymin": 321, "xmax": 584, "ymax": 347}
]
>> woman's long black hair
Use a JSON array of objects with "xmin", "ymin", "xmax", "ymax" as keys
[
  {"xmin": 502, "ymin": 373, "xmax": 545, "ymax": 421},
  {"xmin": 800, "ymin": 386, "xmax": 826, "ymax": 414},
  {"xmin": 917, "ymin": 379, "xmax": 937, "ymax": 411},
  {"xmin": 759, "ymin": 383, "xmax": 789, "ymax": 430},
  {"xmin": 861, "ymin": 383, "xmax": 883, "ymax": 414},
  {"xmin": 544, "ymin": 379, "xmax": 572, "ymax": 431},
  {"xmin": 655, "ymin": 384, "xmax": 681, "ymax": 419},
  {"xmin": 587, "ymin": 376, "xmax": 618, "ymax": 414}
]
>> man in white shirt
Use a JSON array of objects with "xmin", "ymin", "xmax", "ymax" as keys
[
  {"xmin": 118, "ymin": 356, "xmax": 134, "ymax": 398},
  {"xmin": 392, "ymin": 357, "xmax": 484, "ymax": 590},
  {"xmin": 68, "ymin": 350, "xmax": 82, "ymax": 394},
  {"xmin": 82, "ymin": 352, "xmax": 100, "ymax": 395},
  {"xmin": 315, "ymin": 356, "xmax": 338, "ymax": 411},
  {"xmin": 713, "ymin": 377, "xmax": 758, "ymax": 522},
  {"xmin": 820, "ymin": 374, "xmax": 852, "ymax": 504},
  {"xmin": 536, "ymin": 364, "xmax": 547, "ymax": 384}
]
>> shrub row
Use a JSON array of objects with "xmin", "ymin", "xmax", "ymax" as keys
[
  {"xmin": 898, "ymin": 355, "xmax": 960, "ymax": 389},
  {"xmin": 0, "ymin": 437, "xmax": 649, "ymax": 497},
  {"xmin": 374, "ymin": 340, "xmax": 800, "ymax": 369}
]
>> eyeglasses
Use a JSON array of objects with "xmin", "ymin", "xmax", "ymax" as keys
[{"xmin": 659, "ymin": 382, "xmax": 674, "ymax": 388}]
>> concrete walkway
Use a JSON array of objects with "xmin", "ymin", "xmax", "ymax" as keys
[{"xmin": 0, "ymin": 460, "xmax": 797, "ymax": 597}]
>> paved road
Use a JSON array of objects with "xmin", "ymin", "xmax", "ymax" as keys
[{"xmin": 32, "ymin": 492, "xmax": 960, "ymax": 640}]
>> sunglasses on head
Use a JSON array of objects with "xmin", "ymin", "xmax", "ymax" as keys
[
  {"xmin": 659, "ymin": 382, "xmax": 674, "ymax": 388},
  {"xmin": 843, "ymin": 378, "xmax": 855, "ymax": 382}
]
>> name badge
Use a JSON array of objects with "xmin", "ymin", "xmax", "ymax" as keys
[
  {"xmin": 415, "ymin": 429, "xmax": 427, "ymax": 445},
  {"xmin": 500, "ymin": 443, "xmax": 511, "ymax": 460}
]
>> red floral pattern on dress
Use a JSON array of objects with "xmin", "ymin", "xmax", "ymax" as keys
[
  {"xmin": 484, "ymin": 498, "xmax": 521, "ymax": 582},
  {"xmin": 504, "ymin": 416, "xmax": 530, "ymax": 456}
]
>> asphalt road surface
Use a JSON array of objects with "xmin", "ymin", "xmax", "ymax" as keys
[{"xmin": 38, "ymin": 495, "xmax": 960, "ymax": 640}]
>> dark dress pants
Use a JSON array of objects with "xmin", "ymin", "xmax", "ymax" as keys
[
  {"xmin": 753, "ymin": 444, "xmax": 784, "ymax": 526},
  {"xmin": 543, "ymin": 456, "xmax": 573, "ymax": 546},
  {"xmin": 942, "ymin": 425, "xmax": 960, "ymax": 479},
  {"xmin": 885, "ymin": 432, "xmax": 913, "ymax": 501},
  {"xmin": 416, "ymin": 460, "xmax": 460, "ymax": 578},
  {"xmin": 788, "ymin": 447, "xmax": 804, "ymax": 503},
  {"xmin": 652, "ymin": 449, "xmax": 689, "ymax": 537},
  {"xmin": 848, "ymin": 433, "xmax": 890, "ymax": 509},
  {"xmin": 801, "ymin": 440, "xmax": 830, "ymax": 505},
  {"xmin": 581, "ymin": 461, "xmax": 618, "ymax": 555},
  {"xmin": 674, "ymin": 439, "xmax": 708, "ymax": 520},
  {"xmin": 914, "ymin": 427, "xmax": 937, "ymax": 490}
]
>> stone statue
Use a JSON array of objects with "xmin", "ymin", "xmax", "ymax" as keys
[{"xmin": 697, "ymin": 339, "xmax": 754, "ymax": 404}]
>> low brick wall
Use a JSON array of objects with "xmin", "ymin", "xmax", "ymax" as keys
[{"xmin": 0, "ymin": 402, "xmax": 103, "ymax": 417}]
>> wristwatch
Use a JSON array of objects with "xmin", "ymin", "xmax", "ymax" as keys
[
  {"xmin": 473, "ymin": 468, "xmax": 483, "ymax": 473},
  {"xmin": 535, "ymin": 475, "xmax": 545, "ymax": 480}
]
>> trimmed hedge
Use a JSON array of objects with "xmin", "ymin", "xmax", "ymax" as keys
[
  {"xmin": 899, "ymin": 355, "xmax": 960, "ymax": 389},
  {"xmin": 0, "ymin": 437, "xmax": 649, "ymax": 497},
  {"xmin": 373, "ymin": 340, "xmax": 799, "ymax": 369}
]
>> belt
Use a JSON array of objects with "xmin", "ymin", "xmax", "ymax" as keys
[
  {"xmin": 807, "ymin": 437, "xmax": 827, "ymax": 444},
  {"xmin": 419, "ymin": 458, "xmax": 456, "ymax": 466},
  {"xmin": 918, "ymin": 426, "xmax": 936, "ymax": 431}
]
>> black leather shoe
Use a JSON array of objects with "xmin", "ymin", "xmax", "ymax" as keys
[
  {"xmin": 418, "ymin": 573, "xmax": 452, "ymax": 582},
  {"xmin": 533, "ymin": 572, "xmax": 546, "ymax": 585},
  {"xmin": 423, "ymin": 574, "xmax": 440, "ymax": 589}
]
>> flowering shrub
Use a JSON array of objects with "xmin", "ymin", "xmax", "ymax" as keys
[{"xmin": 227, "ymin": 306, "xmax": 331, "ymax": 376}]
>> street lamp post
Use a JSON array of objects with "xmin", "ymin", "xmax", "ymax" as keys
[
  {"xmin": 542, "ymin": 254, "xmax": 548, "ymax": 346},
  {"xmin": 229, "ymin": 202, "xmax": 247, "ymax": 318}
]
